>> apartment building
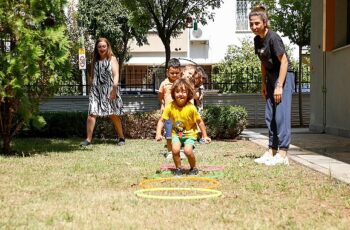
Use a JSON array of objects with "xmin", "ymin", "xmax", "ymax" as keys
[{"xmin": 122, "ymin": 0, "xmax": 255, "ymax": 88}]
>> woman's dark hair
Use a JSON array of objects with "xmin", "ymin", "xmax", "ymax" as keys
[
  {"xmin": 171, "ymin": 78, "xmax": 194, "ymax": 103},
  {"xmin": 249, "ymin": 4, "xmax": 268, "ymax": 26}
]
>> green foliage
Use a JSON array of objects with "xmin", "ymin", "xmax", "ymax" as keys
[
  {"xmin": 212, "ymin": 39, "xmax": 261, "ymax": 93},
  {"xmin": 31, "ymin": 115, "xmax": 47, "ymax": 130},
  {"xmin": 21, "ymin": 112, "xmax": 87, "ymax": 138},
  {"xmin": 20, "ymin": 107, "xmax": 247, "ymax": 140},
  {"xmin": 212, "ymin": 38, "xmax": 301, "ymax": 93},
  {"xmin": 63, "ymin": 1, "xmax": 83, "ymax": 89},
  {"xmin": 20, "ymin": 111, "xmax": 161, "ymax": 139},
  {"xmin": 203, "ymin": 105, "xmax": 247, "ymax": 139},
  {"xmin": 258, "ymin": 0, "xmax": 311, "ymax": 47},
  {"xmin": 122, "ymin": 0, "xmax": 223, "ymax": 68},
  {"xmin": 77, "ymin": 0, "xmax": 148, "ymax": 69},
  {"xmin": 0, "ymin": 0, "xmax": 71, "ymax": 154}
]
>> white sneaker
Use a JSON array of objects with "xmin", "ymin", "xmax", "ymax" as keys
[
  {"xmin": 180, "ymin": 150, "xmax": 186, "ymax": 159},
  {"xmin": 264, "ymin": 154, "xmax": 289, "ymax": 166},
  {"xmin": 165, "ymin": 151, "xmax": 173, "ymax": 160},
  {"xmin": 254, "ymin": 152, "xmax": 273, "ymax": 164},
  {"xmin": 166, "ymin": 151, "xmax": 186, "ymax": 160}
]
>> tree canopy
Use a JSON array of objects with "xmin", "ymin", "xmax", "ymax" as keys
[
  {"xmin": 77, "ymin": 0, "xmax": 149, "ymax": 74},
  {"xmin": 122, "ymin": 0, "xmax": 223, "ymax": 68},
  {"xmin": 0, "ymin": 0, "xmax": 71, "ymax": 154},
  {"xmin": 257, "ymin": 0, "xmax": 311, "ymax": 48}
]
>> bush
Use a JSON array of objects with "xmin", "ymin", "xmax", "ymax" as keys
[
  {"xmin": 19, "ymin": 106, "xmax": 247, "ymax": 140},
  {"xmin": 93, "ymin": 110, "xmax": 161, "ymax": 139},
  {"xmin": 20, "ymin": 111, "xmax": 87, "ymax": 138},
  {"xmin": 203, "ymin": 105, "xmax": 247, "ymax": 139},
  {"xmin": 19, "ymin": 111, "xmax": 161, "ymax": 139}
]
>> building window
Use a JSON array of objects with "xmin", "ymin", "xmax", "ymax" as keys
[{"xmin": 236, "ymin": 0, "xmax": 249, "ymax": 31}]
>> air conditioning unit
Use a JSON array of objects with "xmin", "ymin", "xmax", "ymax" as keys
[{"xmin": 190, "ymin": 28, "xmax": 209, "ymax": 45}]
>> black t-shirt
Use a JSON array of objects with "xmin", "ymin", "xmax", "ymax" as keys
[{"xmin": 254, "ymin": 30, "xmax": 292, "ymax": 76}]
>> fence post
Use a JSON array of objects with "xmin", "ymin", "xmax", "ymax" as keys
[
  {"xmin": 152, "ymin": 73, "xmax": 156, "ymax": 94},
  {"xmin": 295, "ymin": 70, "xmax": 303, "ymax": 126}
]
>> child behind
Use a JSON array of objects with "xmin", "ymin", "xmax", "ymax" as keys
[
  {"xmin": 190, "ymin": 66, "xmax": 208, "ymax": 143},
  {"xmin": 182, "ymin": 64, "xmax": 196, "ymax": 79},
  {"xmin": 158, "ymin": 58, "xmax": 181, "ymax": 157},
  {"xmin": 156, "ymin": 78, "xmax": 211, "ymax": 176},
  {"xmin": 192, "ymin": 66, "xmax": 208, "ymax": 116}
]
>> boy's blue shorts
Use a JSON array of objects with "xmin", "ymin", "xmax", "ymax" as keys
[{"xmin": 164, "ymin": 119, "xmax": 172, "ymax": 139}]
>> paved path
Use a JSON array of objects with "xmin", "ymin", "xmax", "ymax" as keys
[{"xmin": 241, "ymin": 128, "xmax": 350, "ymax": 184}]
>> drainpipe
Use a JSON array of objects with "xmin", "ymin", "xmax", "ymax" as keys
[{"xmin": 322, "ymin": 52, "xmax": 327, "ymax": 133}]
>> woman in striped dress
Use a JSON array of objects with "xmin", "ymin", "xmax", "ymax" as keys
[{"xmin": 80, "ymin": 38, "xmax": 125, "ymax": 147}]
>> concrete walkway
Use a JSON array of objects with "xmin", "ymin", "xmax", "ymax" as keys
[{"xmin": 241, "ymin": 128, "xmax": 350, "ymax": 184}]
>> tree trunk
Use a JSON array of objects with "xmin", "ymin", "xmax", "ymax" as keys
[
  {"xmin": 298, "ymin": 45, "xmax": 303, "ymax": 126},
  {"xmin": 0, "ymin": 100, "xmax": 14, "ymax": 155},
  {"xmin": 1, "ymin": 135, "xmax": 12, "ymax": 155},
  {"xmin": 164, "ymin": 38, "xmax": 171, "ymax": 70}
]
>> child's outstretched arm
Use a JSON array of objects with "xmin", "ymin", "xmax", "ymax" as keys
[
  {"xmin": 158, "ymin": 84, "xmax": 165, "ymax": 108},
  {"xmin": 197, "ymin": 118, "xmax": 211, "ymax": 143},
  {"xmin": 155, "ymin": 117, "xmax": 165, "ymax": 141}
]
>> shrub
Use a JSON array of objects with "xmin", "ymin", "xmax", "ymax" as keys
[
  {"xmin": 20, "ymin": 111, "xmax": 87, "ymax": 138},
  {"xmin": 203, "ymin": 105, "xmax": 247, "ymax": 139},
  {"xmin": 93, "ymin": 110, "xmax": 161, "ymax": 139},
  {"xmin": 19, "ymin": 111, "xmax": 161, "ymax": 139},
  {"xmin": 19, "ymin": 106, "xmax": 247, "ymax": 140}
]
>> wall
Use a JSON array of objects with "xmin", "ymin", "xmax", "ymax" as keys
[
  {"xmin": 39, "ymin": 93, "xmax": 310, "ymax": 128},
  {"xmin": 310, "ymin": 0, "xmax": 325, "ymax": 133},
  {"xmin": 310, "ymin": 0, "xmax": 350, "ymax": 137}
]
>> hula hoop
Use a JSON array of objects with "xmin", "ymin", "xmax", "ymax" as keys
[
  {"xmin": 160, "ymin": 163, "xmax": 225, "ymax": 172},
  {"xmin": 140, "ymin": 176, "xmax": 220, "ymax": 189},
  {"xmin": 204, "ymin": 171, "xmax": 225, "ymax": 179},
  {"xmin": 151, "ymin": 170, "xmax": 224, "ymax": 179},
  {"xmin": 201, "ymin": 165, "xmax": 225, "ymax": 171},
  {"xmin": 134, "ymin": 187, "xmax": 222, "ymax": 200}
]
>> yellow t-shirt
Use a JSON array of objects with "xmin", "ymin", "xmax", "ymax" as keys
[{"xmin": 161, "ymin": 102, "xmax": 201, "ymax": 139}]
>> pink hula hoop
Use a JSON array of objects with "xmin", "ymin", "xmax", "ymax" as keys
[{"xmin": 160, "ymin": 163, "xmax": 224, "ymax": 172}]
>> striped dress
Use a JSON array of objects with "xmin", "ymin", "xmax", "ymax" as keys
[{"xmin": 88, "ymin": 59, "xmax": 123, "ymax": 116}]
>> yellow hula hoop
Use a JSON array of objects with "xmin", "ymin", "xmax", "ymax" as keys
[
  {"xmin": 134, "ymin": 187, "xmax": 222, "ymax": 200},
  {"xmin": 139, "ymin": 176, "xmax": 220, "ymax": 189}
]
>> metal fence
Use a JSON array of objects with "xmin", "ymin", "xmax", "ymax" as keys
[{"xmin": 50, "ymin": 67, "xmax": 310, "ymax": 96}]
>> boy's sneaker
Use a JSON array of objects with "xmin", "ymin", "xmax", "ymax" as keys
[
  {"xmin": 173, "ymin": 168, "xmax": 183, "ymax": 176},
  {"xmin": 198, "ymin": 138, "xmax": 206, "ymax": 144},
  {"xmin": 180, "ymin": 150, "xmax": 186, "ymax": 159},
  {"xmin": 166, "ymin": 151, "xmax": 186, "ymax": 160},
  {"xmin": 117, "ymin": 138, "xmax": 125, "ymax": 146},
  {"xmin": 188, "ymin": 167, "xmax": 199, "ymax": 176},
  {"xmin": 264, "ymin": 154, "xmax": 289, "ymax": 166},
  {"xmin": 80, "ymin": 140, "xmax": 91, "ymax": 147},
  {"xmin": 254, "ymin": 152, "xmax": 273, "ymax": 164},
  {"xmin": 165, "ymin": 151, "xmax": 173, "ymax": 159}
]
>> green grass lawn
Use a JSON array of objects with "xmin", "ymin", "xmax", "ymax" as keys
[{"xmin": 1, "ymin": 138, "xmax": 350, "ymax": 229}]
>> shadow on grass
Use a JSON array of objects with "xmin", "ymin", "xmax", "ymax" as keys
[
  {"xmin": 4, "ymin": 137, "xmax": 124, "ymax": 157},
  {"xmin": 3, "ymin": 138, "xmax": 84, "ymax": 157}
]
